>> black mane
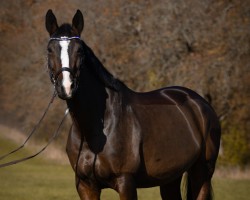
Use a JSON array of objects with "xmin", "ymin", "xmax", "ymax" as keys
[{"xmin": 83, "ymin": 43, "xmax": 123, "ymax": 91}]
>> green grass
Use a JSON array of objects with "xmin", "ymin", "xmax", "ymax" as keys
[
  {"xmin": 0, "ymin": 136, "xmax": 250, "ymax": 199},
  {"xmin": 213, "ymin": 178, "xmax": 250, "ymax": 200}
]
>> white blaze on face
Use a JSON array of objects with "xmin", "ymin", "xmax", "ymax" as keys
[{"xmin": 59, "ymin": 40, "xmax": 72, "ymax": 96}]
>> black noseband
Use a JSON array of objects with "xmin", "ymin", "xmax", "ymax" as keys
[
  {"xmin": 50, "ymin": 67, "xmax": 74, "ymax": 84},
  {"xmin": 50, "ymin": 67, "xmax": 80, "ymax": 93},
  {"xmin": 54, "ymin": 67, "xmax": 75, "ymax": 81}
]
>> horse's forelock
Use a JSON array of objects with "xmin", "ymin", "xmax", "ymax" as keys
[{"xmin": 51, "ymin": 23, "xmax": 77, "ymax": 38}]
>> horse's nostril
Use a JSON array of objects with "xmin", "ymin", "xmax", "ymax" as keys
[
  {"xmin": 60, "ymin": 85, "xmax": 65, "ymax": 92},
  {"xmin": 71, "ymin": 81, "xmax": 75, "ymax": 89},
  {"xmin": 71, "ymin": 82, "xmax": 78, "ymax": 94}
]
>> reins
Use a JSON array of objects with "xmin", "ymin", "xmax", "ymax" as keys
[{"xmin": 0, "ymin": 90, "xmax": 68, "ymax": 168}]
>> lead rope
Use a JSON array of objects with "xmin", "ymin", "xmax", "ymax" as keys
[
  {"xmin": 0, "ymin": 106, "xmax": 69, "ymax": 168},
  {"xmin": 0, "ymin": 90, "xmax": 56, "ymax": 161}
]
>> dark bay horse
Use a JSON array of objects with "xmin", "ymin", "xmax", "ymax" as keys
[{"xmin": 45, "ymin": 10, "xmax": 221, "ymax": 200}]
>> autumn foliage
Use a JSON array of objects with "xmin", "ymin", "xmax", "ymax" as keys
[{"xmin": 0, "ymin": 0, "xmax": 249, "ymax": 166}]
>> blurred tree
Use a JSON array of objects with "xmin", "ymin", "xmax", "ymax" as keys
[{"xmin": 0, "ymin": 0, "xmax": 249, "ymax": 165}]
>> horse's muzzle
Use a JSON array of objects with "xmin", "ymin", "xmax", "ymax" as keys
[{"xmin": 52, "ymin": 67, "xmax": 79, "ymax": 100}]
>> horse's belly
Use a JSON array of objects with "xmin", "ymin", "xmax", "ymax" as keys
[
  {"xmin": 136, "ymin": 104, "xmax": 202, "ymax": 180},
  {"xmin": 142, "ymin": 141, "xmax": 199, "ymax": 181}
]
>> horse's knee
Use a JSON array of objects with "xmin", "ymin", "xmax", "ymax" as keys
[{"xmin": 75, "ymin": 176, "xmax": 100, "ymax": 200}]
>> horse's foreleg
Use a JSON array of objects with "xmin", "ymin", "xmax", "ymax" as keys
[
  {"xmin": 116, "ymin": 174, "xmax": 138, "ymax": 200},
  {"xmin": 75, "ymin": 176, "xmax": 101, "ymax": 200}
]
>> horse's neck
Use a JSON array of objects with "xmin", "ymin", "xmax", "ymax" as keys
[
  {"xmin": 70, "ymin": 66, "xmax": 123, "ymax": 153},
  {"xmin": 66, "ymin": 47, "xmax": 126, "ymax": 153}
]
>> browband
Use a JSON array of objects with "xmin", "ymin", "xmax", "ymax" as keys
[{"xmin": 49, "ymin": 36, "xmax": 81, "ymax": 41}]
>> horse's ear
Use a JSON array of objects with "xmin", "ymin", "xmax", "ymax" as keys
[
  {"xmin": 45, "ymin": 9, "xmax": 58, "ymax": 36},
  {"xmin": 72, "ymin": 10, "xmax": 84, "ymax": 36}
]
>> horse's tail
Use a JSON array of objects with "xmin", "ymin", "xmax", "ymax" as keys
[
  {"xmin": 181, "ymin": 172, "xmax": 193, "ymax": 200},
  {"xmin": 182, "ymin": 173, "xmax": 194, "ymax": 200},
  {"xmin": 182, "ymin": 172, "xmax": 214, "ymax": 200}
]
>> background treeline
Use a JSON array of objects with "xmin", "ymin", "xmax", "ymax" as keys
[{"xmin": 0, "ymin": 0, "xmax": 249, "ymax": 166}]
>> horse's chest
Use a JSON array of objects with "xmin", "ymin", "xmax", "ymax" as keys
[
  {"xmin": 75, "ymin": 143, "xmax": 111, "ymax": 181},
  {"xmin": 77, "ymin": 146, "xmax": 96, "ymax": 178}
]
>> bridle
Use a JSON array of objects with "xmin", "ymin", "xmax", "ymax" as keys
[{"xmin": 48, "ymin": 36, "xmax": 83, "ymax": 93}]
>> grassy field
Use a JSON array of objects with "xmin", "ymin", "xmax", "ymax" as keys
[{"xmin": 0, "ymin": 136, "xmax": 250, "ymax": 200}]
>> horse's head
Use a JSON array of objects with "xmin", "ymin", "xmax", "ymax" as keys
[{"xmin": 45, "ymin": 10, "xmax": 84, "ymax": 100}]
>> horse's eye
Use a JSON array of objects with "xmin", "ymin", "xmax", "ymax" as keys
[{"xmin": 77, "ymin": 48, "xmax": 83, "ymax": 54}]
